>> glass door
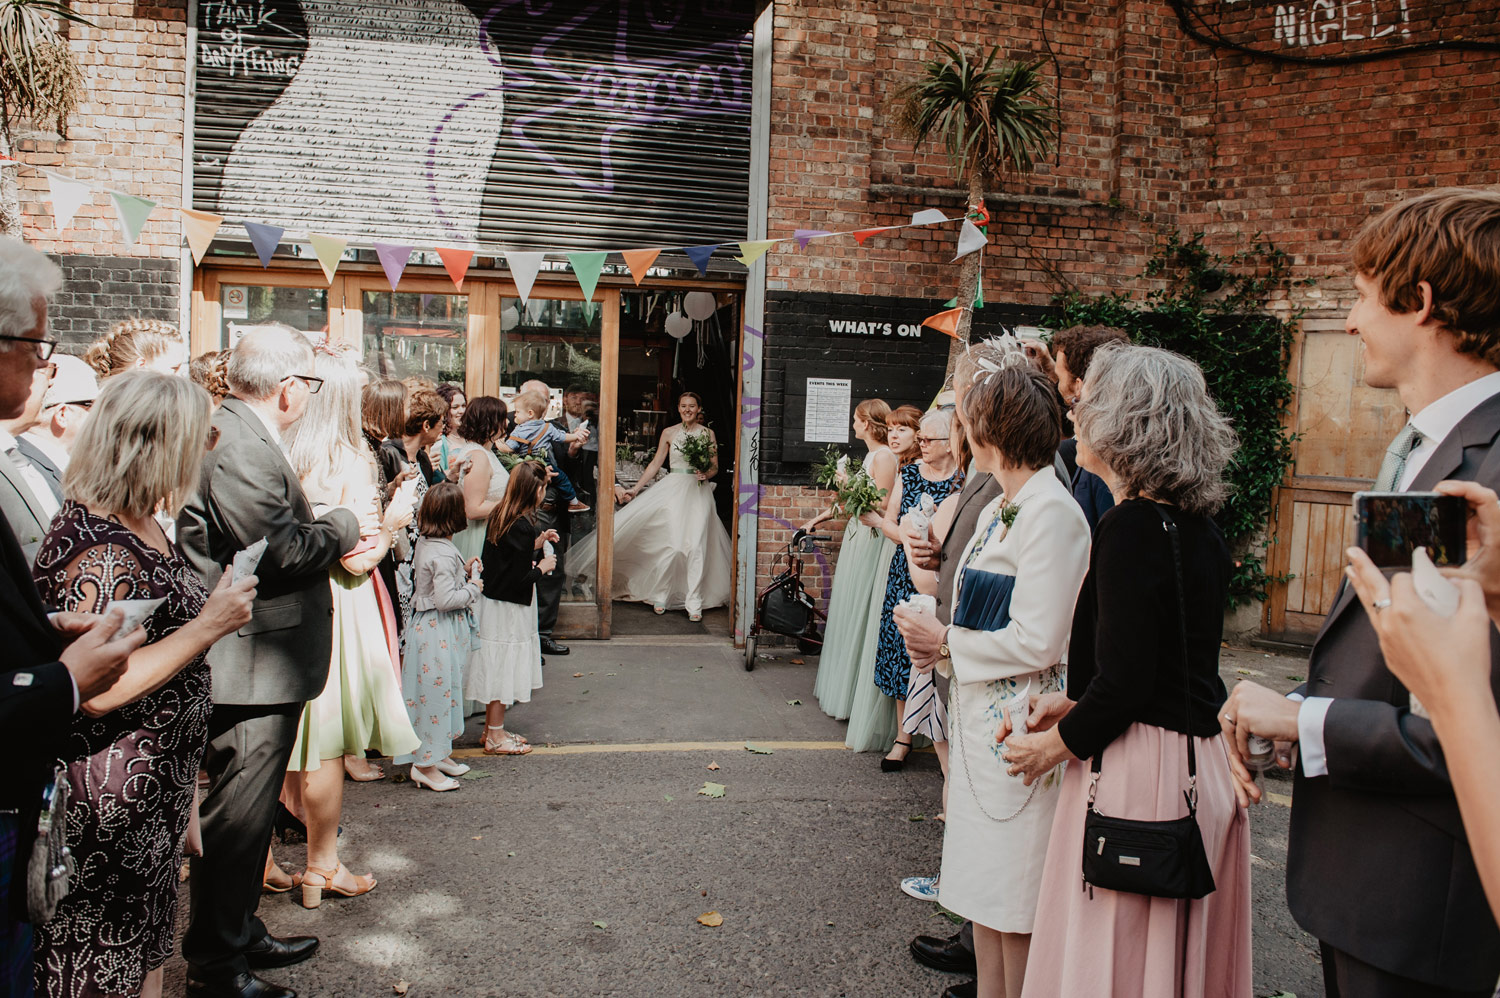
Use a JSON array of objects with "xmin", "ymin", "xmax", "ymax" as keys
[{"xmin": 345, "ymin": 275, "xmax": 482, "ymax": 388}]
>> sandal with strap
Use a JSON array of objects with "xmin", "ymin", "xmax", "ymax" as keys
[
  {"xmin": 881, "ymin": 737, "xmax": 913, "ymax": 773},
  {"xmin": 300, "ymin": 862, "xmax": 376, "ymax": 909},
  {"xmin": 483, "ymin": 726, "xmax": 532, "ymax": 756},
  {"xmin": 263, "ymin": 855, "xmax": 302, "ymax": 894}
]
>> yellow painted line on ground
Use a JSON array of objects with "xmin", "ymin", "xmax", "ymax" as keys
[
  {"xmin": 1266, "ymin": 791, "xmax": 1293, "ymax": 807},
  {"xmin": 450, "ymin": 739, "xmax": 852, "ymax": 757}
]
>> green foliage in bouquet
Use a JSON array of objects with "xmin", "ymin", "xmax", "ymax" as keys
[
  {"xmin": 677, "ymin": 429, "xmax": 717, "ymax": 477},
  {"xmin": 836, "ymin": 468, "xmax": 888, "ymax": 522},
  {"xmin": 497, "ymin": 449, "xmax": 548, "ymax": 472},
  {"xmin": 813, "ymin": 445, "xmax": 845, "ymax": 491}
]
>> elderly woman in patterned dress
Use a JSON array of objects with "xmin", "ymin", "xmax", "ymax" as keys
[{"xmin": 31, "ymin": 371, "xmax": 257, "ymax": 998}]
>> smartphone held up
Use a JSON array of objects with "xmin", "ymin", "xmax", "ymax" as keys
[{"xmin": 1353, "ymin": 491, "xmax": 1467, "ymax": 570}]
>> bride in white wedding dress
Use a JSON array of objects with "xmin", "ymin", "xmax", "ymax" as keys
[{"xmin": 569, "ymin": 394, "xmax": 732, "ymax": 620}]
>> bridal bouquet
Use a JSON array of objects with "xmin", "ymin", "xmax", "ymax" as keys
[
  {"xmin": 677, "ymin": 430, "xmax": 717, "ymax": 480},
  {"xmin": 813, "ymin": 446, "xmax": 887, "ymax": 525},
  {"xmin": 813, "ymin": 445, "xmax": 849, "ymax": 490}
]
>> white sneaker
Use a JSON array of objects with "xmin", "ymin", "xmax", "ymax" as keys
[
  {"xmin": 900, "ymin": 875, "xmax": 940, "ymax": 902},
  {"xmin": 434, "ymin": 757, "xmax": 470, "ymax": 777}
]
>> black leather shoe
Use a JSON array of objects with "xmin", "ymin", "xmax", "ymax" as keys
[
  {"xmin": 911, "ymin": 932, "xmax": 977, "ymax": 975},
  {"xmin": 185, "ymin": 971, "xmax": 296, "ymax": 998},
  {"xmin": 245, "ymin": 934, "xmax": 319, "ymax": 969},
  {"xmin": 941, "ymin": 981, "xmax": 977, "ymax": 998},
  {"xmin": 540, "ymin": 636, "xmax": 570, "ymax": 655}
]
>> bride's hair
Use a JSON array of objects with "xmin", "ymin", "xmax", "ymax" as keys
[
  {"xmin": 854, "ymin": 399, "xmax": 890, "ymax": 444},
  {"xmin": 678, "ymin": 391, "xmax": 705, "ymax": 409},
  {"xmin": 486, "ymin": 461, "xmax": 548, "ymax": 544}
]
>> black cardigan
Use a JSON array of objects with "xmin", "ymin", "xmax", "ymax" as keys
[
  {"xmin": 480, "ymin": 517, "xmax": 542, "ymax": 606},
  {"xmin": 1057, "ymin": 498, "xmax": 1231, "ymax": 761}
]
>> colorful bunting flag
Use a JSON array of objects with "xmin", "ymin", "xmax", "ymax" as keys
[
  {"xmin": 953, "ymin": 219, "xmax": 987, "ymax": 261},
  {"xmin": 621, "ymin": 248, "xmax": 661, "ymax": 286},
  {"xmin": 911, "ymin": 208, "xmax": 949, "ymax": 226},
  {"xmin": 243, "ymin": 221, "xmax": 284, "ymax": 268},
  {"xmin": 110, "ymin": 192, "xmax": 156, "ymax": 247},
  {"xmin": 794, "ymin": 229, "xmax": 830, "ymax": 250},
  {"xmin": 308, "ymin": 234, "xmax": 348, "ymax": 283},
  {"xmin": 853, "ymin": 227, "xmax": 892, "ymax": 246},
  {"xmin": 567, "ymin": 251, "xmax": 607, "ymax": 302},
  {"xmin": 180, "ymin": 208, "xmax": 223, "ymax": 265},
  {"xmin": 735, "ymin": 240, "xmax": 776, "ymax": 267},
  {"xmin": 921, "ymin": 307, "xmax": 966, "ymax": 338},
  {"xmin": 43, "ymin": 172, "xmax": 91, "ymax": 234},
  {"xmin": 435, "ymin": 247, "xmax": 474, "ymax": 290},
  {"xmin": 684, "ymin": 244, "xmax": 719, "ymax": 277},
  {"xmin": 374, "ymin": 243, "xmax": 412, "ymax": 290},
  {"xmin": 506, "ymin": 251, "xmax": 545, "ymax": 304}
]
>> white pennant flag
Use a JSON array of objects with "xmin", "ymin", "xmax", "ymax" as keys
[
  {"xmin": 505, "ymin": 251, "xmax": 545, "ymax": 305},
  {"xmin": 911, "ymin": 208, "xmax": 949, "ymax": 226},
  {"xmin": 44, "ymin": 171, "xmax": 92, "ymax": 234},
  {"xmin": 953, "ymin": 219, "xmax": 988, "ymax": 261}
]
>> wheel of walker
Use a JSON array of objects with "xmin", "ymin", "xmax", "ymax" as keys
[{"xmin": 744, "ymin": 633, "xmax": 757, "ymax": 671}]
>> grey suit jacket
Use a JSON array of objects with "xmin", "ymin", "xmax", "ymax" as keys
[
  {"xmin": 0, "ymin": 450, "xmax": 54, "ymax": 566},
  {"xmin": 177, "ymin": 398, "xmax": 360, "ymax": 706},
  {"xmin": 14, "ymin": 437, "xmax": 63, "ymax": 505},
  {"xmin": 1287, "ymin": 392, "xmax": 1500, "ymax": 989}
]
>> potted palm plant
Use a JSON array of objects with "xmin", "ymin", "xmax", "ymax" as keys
[{"xmin": 891, "ymin": 45, "xmax": 1059, "ymax": 374}]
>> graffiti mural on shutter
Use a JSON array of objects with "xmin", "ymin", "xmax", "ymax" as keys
[{"xmin": 192, "ymin": 0, "xmax": 753, "ymax": 250}]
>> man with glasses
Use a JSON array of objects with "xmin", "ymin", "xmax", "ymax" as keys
[
  {"xmin": 0, "ymin": 355, "xmax": 59, "ymax": 555},
  {"xmin": 16, "ymin": 354, "xmax": 98, "ymax": 505}
]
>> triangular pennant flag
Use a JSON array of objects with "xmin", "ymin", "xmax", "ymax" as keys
[
  {"xmin": 921, "ymin": 307, "xmax": 966, "ymax": 338},
  {"xmin": 435, "ymin": 246, "xmax": 474, "ymax": 290},
  {"xmin": 911, "ymin": 208, "xmax": 949, "ymax": 226},
  {"xmin": 621, "ymin": 248, "xmax": 661, "ymax": 286},
  {"xmin": 180, "ymin": 208, "xmax": 223, "ymax": 265},
  {"xmin": 506, "ymin": 251, "xmax": 545, "ymax": 304},
  {"xmin": 567, "ymin": 251, "xmax": 607, "ymax": 302},
  {"xmin": 43, "ymin": 172, "xmax": 91, "ymax": 234},
  {"xmin": 374, "ymin": 243, "xmax": 412, "ymax": 290},
  {"xmin": 307, "ymin": 233, "xmax": 347, "ymax": 284},
  {"xmin": 109, "ymin": 192, "xmax": 156, "ymax": 246},
  {"xmin": 953, "ymin": 219, "xmax": 987, "ymax": 261},
  {"xmin": 794, "ymin": 229, "xmax": 830, "ymax": 250},
  {"xmin": 853, "ymin": 227, "xmax": 892, "ymax": 246},
  {"xmin": 243, "ymin": 221, "xmax": 284, "ymax": 268},
  {"xmin": 583, "ymin": 300, "xmax": 600, "ymax": 323},
  {"xmin": 684, "ymin": 244, "xmax": 719, "ymax": 276},
  {"xmin": 735, "ymin": 240, "xmax": 776, "ymax": 267}
]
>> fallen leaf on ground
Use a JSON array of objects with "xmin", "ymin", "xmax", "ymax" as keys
[
  {"xmin": 790, "ymin": 658, "xmax": 804, "ymax": 665},
  {"xmin": 593, "ymin": 920, "xmax": 608, "ymax": 929},
  {"xmin": 390, "ymin": 773, "xmax": 409, "ymax": 784},
  {"xmin": 460, "ymin": 770, "xmax": 492, "ymax": 781},
  {"xmin": 664, "ymin": 794, "xmax": 674, "ymax": 801},
  {"xmin": 606, "ymin": 672, "xmax": 617, "ymax": 676},
  {"xmin": 786, "ymin": 699, "xmax": 802, "ymax": 705},
  {"xmin": 471, "ymin": 835, "xmax": 482, "ymax": 840},
  {"xmin": 909, "ymin": 815, "xmax": 925, "ymax": 822},
  {"xmin": 1234, "ymin": 667, "xmax": 1265, "ymax": 677},
  {"xmin": 698, "ymin": 782, "xmax": 726, "ymax": 798},
  {"xmin": 507, "ymin": 851, "xmax": 516, "ymax": 857},
  {"xmin": 1286, "ymin": 674, "xmax": 1304, "ymax": 682},
  {"xmin": 573, "ymin": 672, "xmax": 584, "ymax": 678},
  {"xmin": 707, "ymin": 762, "xmax": 720, "ymax": 771},
  {"xmin": 393, "ymin": 982, "xmax": 409, "ymax": 996},
  {"xmin": 697, "ymin": 911, "xmax": 724, "ymax": 927},
  {"xmin": 744, "ymin": 742, "xmax": 773, "ymax": 755}
]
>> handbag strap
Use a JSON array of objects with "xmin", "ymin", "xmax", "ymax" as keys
[{"xmin": 1089, "ymin": 503, "xmax": 1198, "ymax": 813}]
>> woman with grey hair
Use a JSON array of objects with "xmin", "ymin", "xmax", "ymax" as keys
[
  {"xmin": 1003, "ymin": 343, "xmax": 1251, "ymax": 998},
  {"xmin": 30, "ymin": 371, "xmax": 258, "ymax": 998}
]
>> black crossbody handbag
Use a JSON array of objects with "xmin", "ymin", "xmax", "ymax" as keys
[{"xmin": 1080, "ymin": 505, "xmax": 1216, "ymax": 900}]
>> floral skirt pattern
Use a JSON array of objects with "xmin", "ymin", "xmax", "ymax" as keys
[{"xmin": 396, "ymin": 608, "xmax": 478, "ymax": 767}]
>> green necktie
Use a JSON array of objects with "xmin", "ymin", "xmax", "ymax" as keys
[{"xmin": 1373, "ymin": 423, "xmax": 1423, "ymax": 491}]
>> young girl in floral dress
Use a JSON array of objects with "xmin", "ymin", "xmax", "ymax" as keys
[{"xmin": 397, "ymin": 483, "xmax": 482, "ymax": 791}]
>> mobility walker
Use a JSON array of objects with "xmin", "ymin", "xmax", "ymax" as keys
[{"xmin": 743, "ymin": 528, "xmax": 829, "ymax": 671}]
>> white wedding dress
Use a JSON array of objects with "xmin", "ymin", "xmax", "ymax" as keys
[{"xmin": 569, "ymin": 429, "xmax": 732, "ymax": 616}]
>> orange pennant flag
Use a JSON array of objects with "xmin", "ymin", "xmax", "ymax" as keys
[
  {"xmin": 180, "ymin": 208, "xmax": 223, "ymax": 266},
  {"xmin": 921, "ymin": 306, "xmax": 966, "ymax": 338},
  {"xmin": 436, "ymin": 247, "xmax": 474, "ymax": 290},
  {"xmin": 853, "ymin": 227, "xmax": 889, "ymax": 246},
  {"xmin": 621, "ymin": 248, "xmax": 661, "ymax": 286}
]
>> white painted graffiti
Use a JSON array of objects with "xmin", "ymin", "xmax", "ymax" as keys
[{"xmin": 1217, "ymin": 0, "xmax": 1412, "ymax": 47}]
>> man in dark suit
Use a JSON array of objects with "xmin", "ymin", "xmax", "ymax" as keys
[
  {"xmin": 0, "ymin": 236, "xmax": 142, "ymax": 994},
  {"xmin": 1224, "ymin": 189, "xmax": 1500, "ymax": 997},
  {"xmin": 178, "ymin": 328, "xmax": 361, "ymax": 998},
  {"xmin": 520, "ymin": 378, "xmax": 571, "ymax": 656}
]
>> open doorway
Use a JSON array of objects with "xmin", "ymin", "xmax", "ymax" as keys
[{"xmin": 567, "ymin": 290, "xmax": 741, "ymax": 637}]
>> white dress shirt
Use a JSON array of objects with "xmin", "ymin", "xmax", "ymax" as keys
[
  {"xmin": 0, "ymin": 429, "xmax": 59, "ymax": 519},
  {"xmin": 1299, "ymin": 370, "xmax": 1500, "ymax": 777},
  {"xmin": 20, "ymin": 429, "xmax": 70, "ymax": 474}
]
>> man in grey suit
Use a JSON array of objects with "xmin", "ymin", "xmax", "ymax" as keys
[
  {"xmin": 178, "ymin": 328, "xmax": 360, "ymax": 998},
  {"xmin": 0, "ymin": 358, "xmax": 57, "ymax": 563},
  {"xmin": 1224, "ymin": 189, "xmax": 1500, "ymax": 997}
]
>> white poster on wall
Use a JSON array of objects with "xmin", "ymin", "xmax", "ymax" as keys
[{"xmin": 804, "ymin": 377, "xmax": 852, "ymax": 443}]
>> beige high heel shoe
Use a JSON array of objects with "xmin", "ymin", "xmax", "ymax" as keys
[
  {"xmin": 300, "ymin": 862, "xmax": 376, "ymax": 909},
  {"xmin": 410, "ymin": 765, "xmax": 460, "ymax": 792}
]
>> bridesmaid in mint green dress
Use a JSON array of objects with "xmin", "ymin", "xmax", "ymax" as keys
[{"xmin": 806, "ymin": 400, "xmax": 902, "ymax": 750}]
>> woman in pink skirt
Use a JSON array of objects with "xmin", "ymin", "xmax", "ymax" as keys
[{"xmin": 1001, "ymin": 343, "xmax": 1252, "ymax": 998}]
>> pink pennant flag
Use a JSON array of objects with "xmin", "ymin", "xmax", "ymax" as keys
[
  {"xmin": 435, "ymin": 247, "xmax": 474, "ymax": 290},
  {"xmin": 621, "ymin": 248, "xmax": 661, "ymax": 287},
  {"xmin": 794, "ymin": 229, "xmax": 830, "ymax": 250},
  {"xmin": 374, "ymin": 243, "xmax": 412, "ymax": 290}
]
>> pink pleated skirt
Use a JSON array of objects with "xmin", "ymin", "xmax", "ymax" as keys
[{"xmin": 1021, "ymin": 722, "xmax": 1252, "ymax": 998}]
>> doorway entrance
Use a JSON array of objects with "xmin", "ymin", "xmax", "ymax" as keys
[{"xmin": 190, "ymin": 262, "xmax": 743, "ymax": 640}]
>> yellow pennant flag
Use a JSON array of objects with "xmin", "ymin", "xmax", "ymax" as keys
[
  {"xmin": 735, "ymin": 240, "xmax": 776, "ymax": 267},
  {"xmin": 180, "ymin": 209, "xmax": 223, "ymax": 265},
  {"xmin": 307, "ymin": 234, "xmax": 348, "ymax": 284},
  {"xmin": 621, "ymin": 248, "xmax": 661, "ymax": 286}
]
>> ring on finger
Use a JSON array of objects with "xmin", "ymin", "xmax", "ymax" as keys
[
  {"xmin": 1222, "ymin": 714, "xmax": 1235, "ymax": 725},
  {"xmin": 1372, "ymin": 597, "xmax": 1392, "ymax": 613}
]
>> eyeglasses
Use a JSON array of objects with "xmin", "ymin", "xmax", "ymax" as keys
[
  {"xmin": 287, "ymin": 374, "xmax": 324, "ymax": 394},
  {"xmin": 0, "ymin": 336, "xmax": 58, "ymax": 361},
  {"xmin": 206, "ymin": 425, "xmax": 221, "ymax": 450},
  {"xmin": 916, "ymin": 436, "xmax": 947, "ymax": 446}
]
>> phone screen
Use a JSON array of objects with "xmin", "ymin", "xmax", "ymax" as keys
[{"xmin": 1354, "ymin": 492, "xmax": 1468, "ymax": 569}]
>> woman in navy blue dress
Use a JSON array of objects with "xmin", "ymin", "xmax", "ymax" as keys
[{"xmin": 873, "ymin": 408, "xmax": 962, "ymax": 769}]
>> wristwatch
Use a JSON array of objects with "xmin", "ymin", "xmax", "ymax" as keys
[{"xmin": 938, "ymin": 629, "xmax": 951, "ymax": 660}]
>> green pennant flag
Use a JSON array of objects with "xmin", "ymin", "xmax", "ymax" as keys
[
  {"xmin": 307, "ymin": 233, "xmax": 348, "ymax": 284},
  {"xmin": 567, "ymin": 252, "xmax": 607, "ymax": 302},
  {"xmin": 109, "ymin": 192, "xmax": 156, "ymax": 246}
]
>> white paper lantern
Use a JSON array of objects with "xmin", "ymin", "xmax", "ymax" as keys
[
  {"xmin": 665, "ymin": 312, "xmax": 693, "ymax": 339},
  {"xmin": 683, "ymin": 291, "xmax": 717, "ymax": 321},
  {"xmin": 500, "ymin": 305, "xmax": 520, "ymax": 331}
]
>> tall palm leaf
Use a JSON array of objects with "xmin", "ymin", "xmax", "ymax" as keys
[{"xmin": 892, "ymin": 45, "xmax": 1058, "ymax": 369}]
